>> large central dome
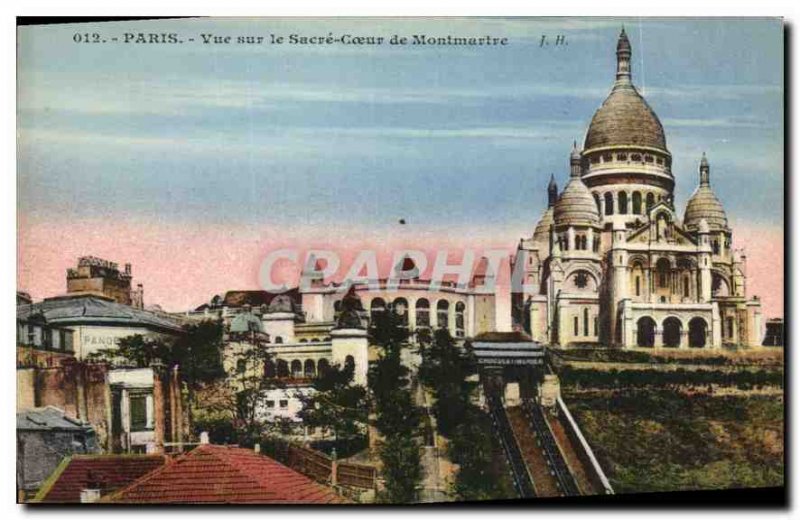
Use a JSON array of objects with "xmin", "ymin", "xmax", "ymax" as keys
[
  {"xmin": 583, "ymin": 28, "xmax": 668, "ymax": 153},
  {"xmin": 584, "ymin": 86, "xmax": 667, "ymax": 152}
]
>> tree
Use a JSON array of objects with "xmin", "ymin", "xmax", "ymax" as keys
[
  {"xmin": 228, "ymin": 335, "xmax": 278, "ymax": 445},
  {"xmin": 448, "ymin": 407, "xmax": 505, "ymax": 500},
  {"xmin": 368, "ymin": 306, "xmax": 423, "ymax": 503},
  {"xmin": 418, "ymin": 328, "xmax": 477, "ymax": 436},
  {"xmin": 296, "ymin": 362, "xmax": 368, "ymax": 445}
]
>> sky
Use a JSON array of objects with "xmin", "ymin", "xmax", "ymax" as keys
[{"xmin": 17, "ymin": 17, "xmax": 784, "ymax": 323}]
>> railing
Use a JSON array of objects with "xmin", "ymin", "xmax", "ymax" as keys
[
  {"xmin": 556, "ymin": 396, "xmax": 614, "ymax": 495},
  {"xmin": 337, "ymin": 461, "xmax": 377, "ymax": 489},
  {"xmin": 287, "ymin": 444, "xmax": 332, "ymax": 482},
  {"xmin": 525, "ymin": 401, "xmax": 580, "ymax": 497},
  {"xmin": 285, "ymin": 444, "xmax": 376, "ymax": 490},
  {"xmin": 485, "ymin": 390, "xmax": 536, "ymax": 499}
]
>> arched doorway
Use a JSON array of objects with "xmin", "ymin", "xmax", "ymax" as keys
[
  {"xmin": 636, "ymin": 317, "xmax": 656, "ymax": 348},
  {"xmin": 688, "ymin": 318, "xmax": 707, "ymax": 348},
  {"xmin": 663, "ymin": 317, "xmax": 682, "ymax": 348}
]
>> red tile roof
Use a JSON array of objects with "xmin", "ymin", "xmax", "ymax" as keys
[
  {"xmin": 104, "ymin": 445, "xmax": 349, "ymax": 504},
  {"xmin": 33, "ymin": 454, "xmax": 167, "ymax": 503}
]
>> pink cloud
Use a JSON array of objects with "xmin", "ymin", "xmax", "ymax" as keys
[{"xmin": 17, "ymin": 217, "xmax": 783, "ymax": 324}]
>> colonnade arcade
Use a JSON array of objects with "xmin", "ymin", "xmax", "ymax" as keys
[
  {"xmin": 334, "ymin": 295, "xmax": 468, "ymax": 339},
  {"xmin": 634, "ymin": 315, "xmax": 709, "ymax": 348}
]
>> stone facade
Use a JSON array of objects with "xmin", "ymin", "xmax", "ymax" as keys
[{"xmin": 512, "ymin": 29, "xmax": 763, "ymax": 350}]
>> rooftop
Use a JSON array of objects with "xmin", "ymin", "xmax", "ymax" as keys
[
  {"xmin": 17, "ymin": 294, "xmax": 184, "ymax": 333},
  {"xmin": 33, "ymin": 454, "xmax": 167, "ymax": 503},
  {"xmin": 104, "ymin": 444, "xmax": 349, "ymax": 504},
  {"xmin": 17, "ymin": 406, "xmax": 93, "ymax": 432}
]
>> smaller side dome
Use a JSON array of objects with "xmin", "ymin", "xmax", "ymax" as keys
[
  {"xmin": 684, "ymin": 153, "xmax": 728, "ymax": 231},
  {"xmin": 268, "ymin": 294, "xmax": 294, "ymax": 314},
  {"xmin": 533, "ymin": 206, "xmax": 554, "ymax": 245},
  {"xmin": 554, "ymin": 144, "xmax": 600, "ymax": 228}
]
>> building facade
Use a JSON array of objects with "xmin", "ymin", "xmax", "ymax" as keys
[
  {"xmin": 66, "ymin": 256, "xmax": 144, "ymax": 309},
  {"xmin": 512, "ymin": 29, "xmax": 763, "ymax": 350}
]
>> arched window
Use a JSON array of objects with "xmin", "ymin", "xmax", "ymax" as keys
[
  {"xmin": 583, "ymin": 308, "xmax": 589, "ymax": 336},
  {"xmin": 683, "ymin": 276, "xmax": 690, "ymax": 297},
  {"xmin": 304, "ymin": 359, "xmax": 316, "ymax": 378},
  {"xmin": 455, "ymin": 302, "xmax": 465, "ymax": 338},
  {"xmin": 416, "ymin": 299, "xmax": 430, "ymax": 330},
  {"xmin": 593, "ymin": 193, "xmax": 601, "ymax": 214},
  {"xmin": 370, "ymin": 298, "xmax": 386, "ymax": 325},
  {"xmin": 317, "ymin": 358, "xmax": 330, "ymax": 375},
  {"xmin": 635, "ymin": 276, "xmax": 641, "ymax": 296},
  {"xmin": 263, "ymin": 360, "xmax": 275, "ymax": 378},
  {"xmin": 393, "ymin": 298, "xmax": 409, "ymax": 329},
  {"xmin": 656, "ymin": 258, "xmax": 671, "ymax": 288},
  {"xmin": 236, "ymin": 359, "xmax": 247, "ymax": 374},
  {"xmin": 573, "ymin": 316, "xmax": 579, "ymax": 336},
  {"xmin": 646, "ymin": 193, "xmax": 655, "ymax": 211},
  {"xmin": 290, "ymin": 360, "xmax": 302, "ymax": 377},
  {"xmin": 437, "ymin": 300, "xmax": 450, "ymax": 330},
  {"xmin": 618, "ymin": 191, "xmax": 628, "ymax": 214},
  {"xmin": 604, "ymin": 192, "xmax": 613, "ymax": 215},
  {"xmin": 275, "ymin": 336, "xmax": 283, "ymax": 344},
  {"xmin": 632, "ymin": 191, "xmax": 642, "ymax": 214}
]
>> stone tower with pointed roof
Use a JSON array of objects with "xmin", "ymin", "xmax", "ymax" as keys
[{"xmin": 512, "ymin": 29, "xmax": 763, "ymax": 349}]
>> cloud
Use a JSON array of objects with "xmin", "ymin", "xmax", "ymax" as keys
[
  {"xmin": 662, "ymin": 116, "xmax": 772, "ymax": 129},
  {"xmin": 646, "ymin": 84, "xmax": 782, "ymax": 101}
]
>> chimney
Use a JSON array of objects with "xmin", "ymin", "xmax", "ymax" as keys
[
  {"xmin": 200, "ymin": 431, "xmax": 210, "ymax": 445},
  {"xmin": 254, "ymin": 443, "xmax": 261, "ymax": 454},
  {"xmin": 124, "ymin": 263, "xmax": 132, "ymax": 275}
]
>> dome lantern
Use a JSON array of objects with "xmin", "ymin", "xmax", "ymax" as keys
[
  {"xmin": 615, "ymin": 26, "xmax": 632, "ymax": 86},
  {"xmin": 699, "ymin": 151, "xmax": 710, "ymax": 185}
]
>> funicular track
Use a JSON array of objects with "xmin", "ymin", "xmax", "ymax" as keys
[
  {"xmin": 485, "ymin": 391, "xmax": 537, "ymax": 499},
  {"xmin": 523, "ymin": 400, "xmax": 580, "ymax": 497}
]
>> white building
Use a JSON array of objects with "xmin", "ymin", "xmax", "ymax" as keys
[{"xmin": 512, "ymin": 29, "xmax": 763, "ymax": 350}]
